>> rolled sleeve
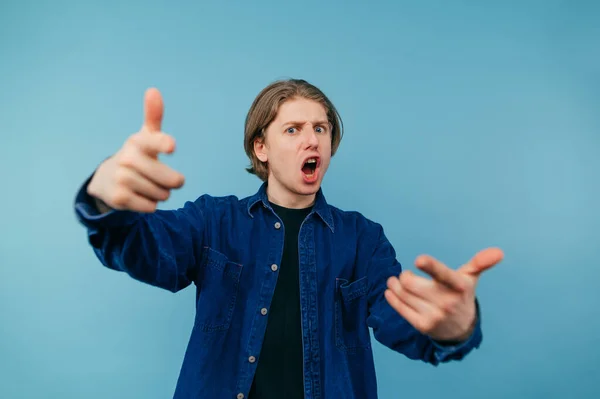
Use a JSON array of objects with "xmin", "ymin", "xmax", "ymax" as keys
[{"xmin": 74, "ymin": 174, "xmax": 140, "ymax": 245}]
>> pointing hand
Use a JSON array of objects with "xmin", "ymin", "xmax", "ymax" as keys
[
  {"xmin": 87, "ymin": 88, "xmax": 185, "ymax": 213},
  {"xmin": 385, "ymin": 247, "xmax": 504, "ymax": 342}
]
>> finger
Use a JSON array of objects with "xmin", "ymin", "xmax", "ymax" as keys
[
  {"xmin": 458, "ymin": 247, "xmax": 504, "ymax": 276},
  {"xmin": 384, "ymin": 289, "xmax": 424, "ymax": 329},
  {"xmin": 415, "ymin": 255, "xmax": 467, "ymax": 292},
  {"xmin": 131, "ymin": 151, "xmax": 185, "ymax": 189},
  {"xmin": 386, "ymin": 276, "xmax": 403, "ymax": 297},
  {"xmin": 398, "ymin": 270, "xmax": 436, "ymax": 300},
  {"xmin": 114, "ymin": 167, "xmax": 171, "ymax": 202},
  {"xmin": 387, "ymin": 277, "xmax": 436, "ymax": 315},
  {"xmin": 127, "ymin": 194, "xmax": 158, "ymax": 213},
  {"xmin": 133, "ymin": 131, "xmax": 176, "ymax": 157},
  {"xmin": 110, "ymin": 188, "xmax": 158, "ymax": 213},
  {"xmin": 143, "ymin": 87, "xmax": 164, "ymax": 132}
]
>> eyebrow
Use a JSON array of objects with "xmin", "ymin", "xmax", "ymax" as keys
[{"xmin": 282, "ymin": 120, "xmax": 330, "ymax": 127}]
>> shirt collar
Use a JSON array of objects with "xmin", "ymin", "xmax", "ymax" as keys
[{"xmin": 247, "ymin": 182, "xmax": 335, "ymax": 232}]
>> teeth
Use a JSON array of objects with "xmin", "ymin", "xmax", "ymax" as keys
[{"xmin": 303, "ymin": 158, "xmax": 317, "ymax": 178}]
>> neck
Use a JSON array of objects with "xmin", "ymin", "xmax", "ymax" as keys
[{"xmin": 266, "ymin": 179, "xmax": 316, "ymax": 209}]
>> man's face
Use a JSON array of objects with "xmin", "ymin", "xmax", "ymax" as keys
[{"xmin": 254, "ymin": 97, "xmax": 332, "ymax": 207}]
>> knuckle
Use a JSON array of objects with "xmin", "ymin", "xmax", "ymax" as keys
[
  {"xmin": 127, "ymin": 131, "xmax": 144, "ymax": 146},
  {"xmin": 441, "ymin": 300, "xmax": 456, "ymax": 314},
  {"xmin": 110, "ymin": 189, "xmax": 130, "ymax": 207},
  {"xmin": 420, "ymin": 319, "xmax": 436, "ymax": 332},
  {"xmin": 113, "ymin": 167, "xmax": 130, "ymax": 185},
  {"xmin": 440, "ymin": 270, "xmax": 452, "ymax": 282},
  {"xmin": 144, "ymin": 201, "xmax": 158, "ymax": 213},
  {"xmin": 395, "ymin": 286, "xmax": 405, "ymax": 300},
  {"xmin": 118, "ymin": 150, "xmax": 137, "ymax": 168},
  {"xmin": 159, "ymin": 189, "xmax": 171, "ymax": 201},
  {"xmin": 432, "ymin": 310, "xmax": 445, "ymax": 325},
  {"xmin": 400, "ymin": 275, "xmax": 414, "ymax": 291},
  {"xmin": 399, "ymin": 272, "xmax": 410, "ymax": 284},
  {"xmin": 127, "ymin": 132, "xmax": 153, "ymax": 153}
]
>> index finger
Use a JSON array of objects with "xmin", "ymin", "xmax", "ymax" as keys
[
  {"xmin": 133, "ymin": 131, "xmax": 176, "ymax": 157},
  {"xmin": 415, "ymin": 255, "xmax": 467, "ymax": 292},
  {"xmin": 143, "ymin": 87, "xmax": 163, "ymax": 132}
]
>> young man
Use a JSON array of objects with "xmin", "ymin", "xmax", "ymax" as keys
[{"xmin": 74, "ymin": 79, "xmax": 503, "ymax": 399}]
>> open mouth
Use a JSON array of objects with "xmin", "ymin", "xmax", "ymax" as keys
[{"xmin": 301, "ymin": 157, "xmax": 319, "ymax": 180}]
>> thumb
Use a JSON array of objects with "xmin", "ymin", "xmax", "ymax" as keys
[
  {"xmin": 458, "ymin": 247, "xmax": 504, "ymax": 277},
  {"xmin": 143, "ymin": 87, "xmax": 164, "ymax": 132}
]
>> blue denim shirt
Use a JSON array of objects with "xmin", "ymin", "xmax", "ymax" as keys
[{"xmin": 74, "ymin": 179, "xmax": 482, "ymax": 399}]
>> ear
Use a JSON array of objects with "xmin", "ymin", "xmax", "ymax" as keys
[{"xmin": 253, "ymin": 136, "xmax": 268, "ymax": 163}]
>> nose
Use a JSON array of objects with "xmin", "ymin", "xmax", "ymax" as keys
[{"xmin": 305, "ymin": 126, "xmax": 319, "ymax": 149}]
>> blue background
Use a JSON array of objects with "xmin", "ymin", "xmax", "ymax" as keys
[{"xmin": 1, "ymin": 1, "xmax": 599, "ymax": 398}]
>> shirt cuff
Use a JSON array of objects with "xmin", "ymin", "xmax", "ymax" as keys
[
  {"xmin": 431, "ymin": 298, "xmax": 483, "ymax": 362},
  {"xmin": 74, "ymin": 173, "xmax": 141, "ymax": 232}
]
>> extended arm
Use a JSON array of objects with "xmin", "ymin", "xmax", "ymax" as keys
[
  {"xmin": 75, "ymin": 175, "xmax": 208, "ymax": 292},
  {"xmin": 365, "ymin": 225, "xmax": 492, "ymax": 365},
  {"xmin": 74, "ymin": 87, "xmax": 206, "ymax": 292}
]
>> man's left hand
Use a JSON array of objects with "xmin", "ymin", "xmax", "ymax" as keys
[{"xmin": 384, "ymin": 247, "xmax": 504, "ymax": 342}]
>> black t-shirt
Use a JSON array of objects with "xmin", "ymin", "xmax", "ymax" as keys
[{"xmin": 249, "ymin": 202, "xmax": 312, "ymax": 399}]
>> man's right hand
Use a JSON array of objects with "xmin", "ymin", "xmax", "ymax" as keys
[{"xmin": 87, "ymin": 88, "xmax": 185, "ymax": 213}]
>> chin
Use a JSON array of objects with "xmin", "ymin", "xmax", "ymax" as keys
[
  {"xmin": 296, "ymin": 186, "xmax": 320, "ymax": 196},
  {"xmin": 295, "ymin": 179, "xmax": 322, "ymax": 195}
]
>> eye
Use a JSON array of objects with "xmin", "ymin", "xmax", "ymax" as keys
[
  {"xmin": 315, "ymin": 125, "xmax": 328, "ymax": 134},
  {"xmin": 286, "ymin": 127, "xmax": 297, "ymax": 134}
]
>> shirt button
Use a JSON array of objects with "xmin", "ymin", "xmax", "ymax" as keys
[
  {"xmin": 249, "ymin": 356, "xmax": 256, "ymax": 363},
  {"xmin": 274, "ymin": 222, "xmax": 281, "ymax": 229},
  {"xmin": 261, "ymin": 308, "xmax": 268, "ymax": 315},
  {"xmin": 271, "ymin": 264, "xmax": 278, "ymax": 272},
  {"xmin": 237, "ymin": 394, "xmax": 244, "ymax": 399}
]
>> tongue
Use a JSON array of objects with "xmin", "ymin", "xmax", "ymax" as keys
[{"xmin": 302, "ymin": 164, "xmax": 312, "ymax": 174}]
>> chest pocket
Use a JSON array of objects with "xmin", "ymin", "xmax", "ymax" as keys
[
  {"xmin": 194, "ymin": 247, "xmax": 243, "ymax": 333},
  {"xmin": 334, "ymin": 275, "xmax": 371, "ymax": 353}
]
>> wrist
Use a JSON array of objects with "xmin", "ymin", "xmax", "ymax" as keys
[
  {"xmin": 432, "ymin": 303, "xmax": 478, "ymax": 345},
  {"xmin": 452, "ymin": 315, "xmax": 477, "ymax": 343},
  {"xmin": 86, "ymin": 175, "xmax": 113, "ymax": 215}
]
